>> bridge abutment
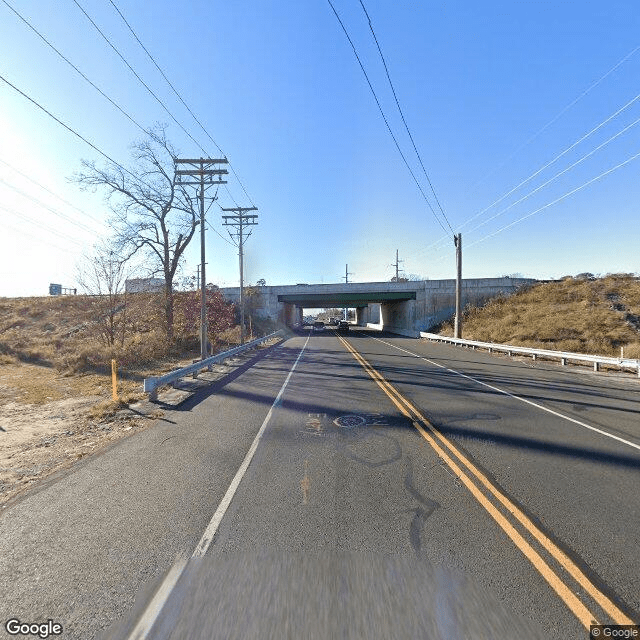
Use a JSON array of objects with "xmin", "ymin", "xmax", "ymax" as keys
[{"xmin": 219, "ymin": 278, "xmax": 536, "ymax": 336}]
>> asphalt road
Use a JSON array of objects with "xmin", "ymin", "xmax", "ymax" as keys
[{"xmin": 1, "ymin": 328, "xmax": 638, "ymax": 639}]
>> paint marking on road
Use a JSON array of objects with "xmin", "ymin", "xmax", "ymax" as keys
[
  {"xmin": 336, "ymin": 333, "xmax": 635, "ymax": 629},
  {"xmin": 192, "ymin": 334, "xmax": 310, "ymax": 556},
  {"xmin": 127, "ymin": 333, "xmax": 311, "ymax": 640},
  {"xmin": 127, "ymin": 555, "xmax": 189, "ymax": 640},
  {"xmin": 372, "ymin": 336, "xmax": 640, "ymax": 453}
]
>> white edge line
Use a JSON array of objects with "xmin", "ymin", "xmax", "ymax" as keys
[
  {"xmin": 127, "ymin": 333, "xmax": 311, "ymax": 640},
  {"xmin": 371, "ymin": 336, "xmax": 640, "ymax": 453},
  {"xmin": 127, "ymin": 555, "xmax": 189, "ymax": 640}
]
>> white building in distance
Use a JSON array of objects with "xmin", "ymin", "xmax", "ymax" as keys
[{"xmin": 125, "ymin": 278, "xmax": 165, "ymax": 293}]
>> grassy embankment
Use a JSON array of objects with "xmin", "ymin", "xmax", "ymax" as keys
[
  {"xmin": 0, "ymin": 292, "xmax": 246, "ymax": 411},
  {"xmin": 437, "ymin": 274, "xmax": 640, "ymax": 359}
]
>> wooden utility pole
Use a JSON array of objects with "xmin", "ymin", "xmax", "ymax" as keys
[
  {"xmin": 454, "ymin": 233, "xmax": 462, "ymax": 338},
  {"xmin": 221, "ymin": 207, "xmax": 258, "ymax": 344},
  {"xmin": 175, "ymin": 158, "xmax": 228, "ymax": 359}
]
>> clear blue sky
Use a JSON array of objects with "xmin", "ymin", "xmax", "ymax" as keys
[{"xmin": 1, "ymin": 0, "xmax": 638, "ymax": 297}]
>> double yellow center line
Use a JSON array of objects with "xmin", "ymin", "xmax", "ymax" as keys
[{"xmin": 335, "ymin": 333, "xmax": 635, "ymax": 630}]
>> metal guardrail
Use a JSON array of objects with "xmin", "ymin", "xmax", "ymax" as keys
[
  {"xmin": 143, "ymin": 330, "xmax": 285, "ymax": 399},
  {"xmin": 420, "ymin": 332, "xmax": 640, "ymax": 377}
]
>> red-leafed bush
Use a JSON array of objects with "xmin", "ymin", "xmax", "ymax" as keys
[{"xmin": 173, "ymin": 289, "xmax": 235, "ymax": 350}]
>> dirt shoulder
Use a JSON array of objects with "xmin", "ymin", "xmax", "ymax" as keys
[{"xmin": 0, "ymin": 337, "xmax": 283, "ymax": 509}]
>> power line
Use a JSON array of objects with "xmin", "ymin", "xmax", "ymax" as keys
[
  {"xmin": 205, "ymin": 219, "xmax": 235, "ymax": 247},
  {"xmin": 455, "ymin": 90, "xmax": 640, "ymax": 234},
  {"xmin": 466, "ymin": 148, "xmax": 640, "ymax": 250},
  {"xmin": 0, "ymin": 73, "xmax": 157, "ymax": 195},
  {"xmin": 2, "ymin": 0, "xmax": 239, "ymax": 238},
  {"xmin": 1, "ymin": 0, "xmax": 153, "ymax": 142},
  {"xmin": 1, "ymin": 0, "xmax": 246, "ymax": 224},
  {"xmin": 73, "ymin": 0, "xmax": 245, "ymax": 212},
  {"xmin": 0, "ymin": 177, "xmax": 100, "ymax": 235},
  {"xmin": 0, "ymin": 74, "xmax": 233, "ymax": 264},
  {"xmin": 0, "ymin": 156, "xmax": 107, "ymax": 229},
  {"xmin": 358, "ymin": 0, "xmax": 454, "ymax": 235},
  {"xmin": 1, "ymin": 204, "xmax": 87, "ymax": 249},
  {"xmin": 410, "ymin": 111, "xmax": 640, "ymax": 256},
  {"xmin": 464, "ymin": 114, "xmax": 640, "ymax": 237},
  {"xmin": 71, "ymin": 0, "xmax": 208, "ymax": 157},
  {"xmin": 471, "ymin": 43, "xmax": 640, "ymax": 190},
  {"xmin": 4, "ymin": 220, "xmax": 76, "ymax": 254},
  {"xmin": 326, "ymin": 0, "xmax": 452, "ymax": 238},
  {"xmin": 107, "ymin": 0, "xmax": 256, "ymax": 209},
  {"xmin": 412, "ymin": 88, "xmax": 640, "ymax": 258},
  {"xmin": 0, "ymin": 71, "xmax": 196, "ymax": 246}
]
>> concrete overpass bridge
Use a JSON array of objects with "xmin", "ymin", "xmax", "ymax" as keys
[{"xmin": 220, "ymin": 277, "xmax": 536, "ymax": 337}]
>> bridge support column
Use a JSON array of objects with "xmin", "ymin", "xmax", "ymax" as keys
[
  {"xmin": 280, "ymin": 303, "xmax": 295, "ymax": 327},
  {"xmin": 380, "ymin": 299, "xmax": 420, "ymax": 337},
  {"xmin": 355, "ymin": 305, "xmax": 369, "ymax": 326}
]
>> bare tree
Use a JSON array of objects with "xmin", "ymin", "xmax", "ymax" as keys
[
  {"xmin": 73, "ymin": 124, "xmax": 199, "ymax": 343},
  {"xmin": 76, "ymin": 242, "xmax": 130, "ymax": 348},
  {"xmin": 390, "ymin": 273, "xmax": 426, "ymax": 282}
]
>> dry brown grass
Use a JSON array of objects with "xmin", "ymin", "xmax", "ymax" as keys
[
  {"xmin": 438, "ymin": 274, "xmax": 640, "ymax": 357},
  {"xmin": 0, "ymin": 292, "xmax": 240, "ymax": 407}
]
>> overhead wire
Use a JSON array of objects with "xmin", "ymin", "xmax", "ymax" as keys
[
  {"xmin": 326, "ymin": 0, "xmax": 451, "ymax": 238},
  {"xmin": 471, "ymin": 43, "xmax": 640, "ymax": 190},
  {"xmin": 0, "ymin": 156, "xmax": 108, "ymax": 229},
  {"xmin": 206, "ymin": 220, "xmax": 236, "ymax": 248},
  {"xmin": 0, "ymin": 177, "xmax": 100, "ymax": 235},
  {"xmin": 466, "ymin": 148, "xmax": 640, "ymax": 250},
  {"xmin": 1, "ymin": 0, "xmax": 229, "ymax": 246},
  {"xmin": 0, "ymin": 204, "xmax": 88, "ymax": 249},
  {"xmin": 70, "ymin": 0, "xmax": 211, "ymax": 157},
  {"xmin": 411, "ymin": 108, "xmax": 640, "ymax": 260},
  {"xmin": 463, "ymin": 114, "xmax": 640, "ymax": 236},
  {"xmin": 1, "ymin": 0, "xmax": 153, "ymax": 144},
  {"xmin": 358, "ymin": 0, "xmax": 454, "ymax": 235},
  {"xmin": 0, "ymin": 73, "xmax": 160, "ymax": 196},
  {"xmin": 4, "ymin": 220, "xmax": 77, "ymax": 254},
  {"xmin": 409, "ymin": 88, "xmax": 640, "ymax": 259},
  {"xmin": 2, "ymin": 0, "xmax": 242, "ymax": 233},
  {"xmin": 107, "ymin": 0, "xmax": 255, "ymax": 210},
  {"xmin": 203, "ymin": 185, "xmax": 236, "ymax": 248},
  {"xmin": 72, "ymin": 0, "xmax": 245, "ymax": 211},
  {"xmin": 0, "ymin": 73, "xmax": 207, "ymax": 244},
  {"xmin": 455, "ymin": 90, "xmax": 640, "ymax": 233}
]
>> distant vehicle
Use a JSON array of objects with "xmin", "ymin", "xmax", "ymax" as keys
[
  {"xmin": 313, "ymin": 321, "xmax": 325, "ymax": 332},
  {"xmin": 337, "ymin": 320, "xmax": 350, "ymax": 333}
]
